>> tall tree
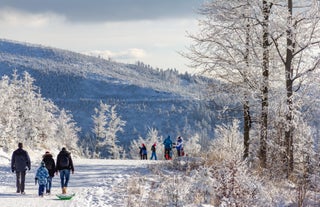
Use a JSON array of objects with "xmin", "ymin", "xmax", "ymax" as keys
[
  {"xmin": 270, "ymin": 0, "xmax": 320, "ymax": 176},
  {"xmin": 184, "ymin": 0, "xmax": 269, "ymax": 162},
  {"xmin": 92, "ymin": 101, "xmax": 109, "ymax": 158},
  {"xmin": 92, "ymin": 101, "xmax": 126, "ymax": 159},
  {"xmin": 259, "ymin": 0, "xmax": 273, "ymax": 168}
]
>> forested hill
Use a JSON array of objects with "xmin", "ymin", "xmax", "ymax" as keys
[{"xmin": 0, "ymin": 39, "xmax": 221, "ymax": 149}]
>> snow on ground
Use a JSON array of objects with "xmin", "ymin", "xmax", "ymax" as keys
[{"xmin": 0, "ymin": 155, "xmax": 155, "ymax": 207}]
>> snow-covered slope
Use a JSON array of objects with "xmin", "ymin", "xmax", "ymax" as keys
[
  {"xmin": 0, "ymin": 39, "xmax": 219, "ymax": 149},
  {"xmin": 0, "ymin": 152, "xmax": 154, "ymax": 207}
]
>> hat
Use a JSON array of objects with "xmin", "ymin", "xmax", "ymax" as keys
[{"xmin": 45, "ymin": 151, "xmax": 50, "ymax": 154}]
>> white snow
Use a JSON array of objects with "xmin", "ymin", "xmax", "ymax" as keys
[{"xmin": 0, "ymin": 153, "xmax": 155, "ymax": 207}]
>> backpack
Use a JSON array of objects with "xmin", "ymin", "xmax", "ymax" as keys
[{"xmin": 59, "ymin": 154, "xmax": 69, "ymax": 168}]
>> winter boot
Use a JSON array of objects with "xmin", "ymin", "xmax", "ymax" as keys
[{"xmin": 62, "ymin": 187, "xmax": 66, "ymax": 194}]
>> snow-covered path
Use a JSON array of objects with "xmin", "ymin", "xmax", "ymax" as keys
[{"xmin": 0, "ymin": 159, "xmax": 153, "ymax": 207}]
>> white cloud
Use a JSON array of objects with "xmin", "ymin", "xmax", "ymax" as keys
[
  {"xmin": 0, "ymin": 7, "xmax": 65, "ymax": 27},
  {"xmin": 84, "ymin": 48, "xmax": 147, "ymax": 61}
]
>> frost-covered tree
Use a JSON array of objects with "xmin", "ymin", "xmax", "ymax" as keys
[
  {"xmin": 56, "ymin": 109, "xmax": 80, "ymax": 154},
  {"xmin": 187, "ymin": 0, "xmax": 320, "ymax": 175},
  {"xmin": 92, "ymin": 101, "xmax": 109, "ymax": 158},
  {"xmin": 129, "ymin": 127, "xmax": 163, "ymax": 159},
  {"xmin": 92, "ymin": 101, "xmax": 126, "ymax": 159},
  {"xmin": 184, "ymin": 0, "xmax": 274, "ymax": 164},
  {"xmin": 183, "ymin": 133, "xmax": 201, "ymax": 157},
  {"xmin": 269, "ymin": 0, "xmax": 320, "ymax": 176},
  {"xmin": 0, "ymin": 71, "xmax": 81, "ymax": 154},
  {"xmin": 105, "ymin": 105, "xmax": 126, "ymax": 159}
]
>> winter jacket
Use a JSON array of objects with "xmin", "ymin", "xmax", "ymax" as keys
[
  {"xmin": 176, "ymin": 138, "xmax": 183, "ymax": 150},
  {"xmin": 42, "ymin": 153, "xmax": 56, "ymax": 177},
  {"xmin": 151, "ymin": 145, "xmax": 156, "ymax": 152},
  {"xmin": 141, "ymin": 146, "xmax": 147, "ymax": 155},
  {"xmin": 163, "ymin": 136, "xmax": 173, "ymax": 149},
  {"xmin": 35, "ymin": 165, "xmax": 49, "ymax": 185},
  {"xmin": 11, "ymin": 148, "xmax": 31, "ymax": 172},
  {"xmin": 56, "ymin": 149, "xmax": 74, "ymax": 172}
]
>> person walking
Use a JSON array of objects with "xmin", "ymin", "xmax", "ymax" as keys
[
  {"xmin": 163, "ymin": 136, "xmax": 173, "ymax": 160},
  {"xmin": 56, "ymin": 147, "xmax": 74, "ymax": 194},
  {"xmin": 35, "ymin": 161, "xmax": 49, "ymax": 197},
  {"xmin": 42, "ymin": 151, "xmax": 55, "ymax": 194},
  {"xmin": 11, "ymin": 142, "xmax": 31, "ymax": 194},
  {"xmin": 150, "ymin": 143, "xmax": 157, "ymax": 160}
]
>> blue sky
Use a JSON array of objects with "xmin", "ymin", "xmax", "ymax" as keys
[{"xmin": 0, "ymin": 0, "xmax": 203, "ymax": 73}]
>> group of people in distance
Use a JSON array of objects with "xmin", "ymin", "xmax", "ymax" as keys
[
  {"xmin": 11, "ymin": 142, "xmax": 74, "ymax": 197},
  {"xmin": 139, "ymin": 135, "xmax": 184, "ymax": 160}
]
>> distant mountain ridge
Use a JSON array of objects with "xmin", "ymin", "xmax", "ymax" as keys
[{"xmin": 0, "ymin": 39, "xmax": 217, "ymax": 152}]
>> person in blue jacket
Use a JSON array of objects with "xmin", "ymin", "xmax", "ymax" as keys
[
  {"xmin": 35, "ymin": 161, "xmax": 49, "ymax": 197},
  {"xmin": 163, "ymin": 136, "xmax": 173, "ymax": 160}
]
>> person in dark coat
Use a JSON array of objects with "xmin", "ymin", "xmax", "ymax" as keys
[
  {"xmin": 140, "ymin": 144, "xmax": 147, "ymax": 160},
  {"xmin": 42, "ymin": 151, "xmax": 55, "ymax": 194},
  {"xmin": 11, "ymin": 142, "xmax": 31, "ymax": 194},
  {"xmin": 55, "ymin": 147, "xmax": 74, "ymax": 194}
]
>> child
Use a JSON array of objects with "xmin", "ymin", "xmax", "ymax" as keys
[{"xmin": 35, "ymin": 161, "xmax": 49, "ymax": 197}]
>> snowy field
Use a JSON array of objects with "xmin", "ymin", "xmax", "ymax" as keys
[{"xmin": 0, "ymin": 157, "xmax": 154, "ymax": 207}]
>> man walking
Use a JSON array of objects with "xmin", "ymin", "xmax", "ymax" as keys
[
  {"xmin": 11, "ymin": 142, "xmax": 31, "ymax": 194},
  {"xmin": 56, "ymin": 147, "xmax": 74, "ymax": 194}
]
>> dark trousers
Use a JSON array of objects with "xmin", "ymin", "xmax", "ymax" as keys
[
  {"xmin": 164, "ymin": 148, "xmax": 171, "ymax": 160},
  {"xmin": 16, "ymin": 171, "xmax": 26, "ymax": 193},
  {"xmin": 46, "ymin": 176, "xmax": 53, "ymax": 193},
  {"xmin": 142, "ymin": 154, "xmax": 147, "ymax": 160},
  {"xmin": 38, "ymin": 184, "xmax": 45, "ymax": 196}
]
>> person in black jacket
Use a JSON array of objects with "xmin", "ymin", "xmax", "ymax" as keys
[
  {"xmin": 42, "ymin": 151, "xmax": 55, "ymax": 194},
  {"xmin": 55, "ymin": 147, "xmax": 74, "ymax": 194},
  {"xmin": 11, "ymin": 142, "xmax": 31, "ymax": 194}
]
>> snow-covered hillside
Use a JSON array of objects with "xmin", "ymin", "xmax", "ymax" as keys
[{"xmin": 0, "ymin": 39, "xmax": 223, "ymax": 152}]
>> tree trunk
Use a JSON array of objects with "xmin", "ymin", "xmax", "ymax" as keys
[
  {"xmin": 259, "ymin": 0, "xmax": 271, "ymax": 168},
  {"xmin": 243, "ymin": 99, "xmax": 251, "ymax": 159},
  {"xmin": 285, "ymin": 0, "xmax": 294, "ymax": 177},
  {"xmin": 243, "ymin": 21, "xmax": 251, "ymax": 160}
]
